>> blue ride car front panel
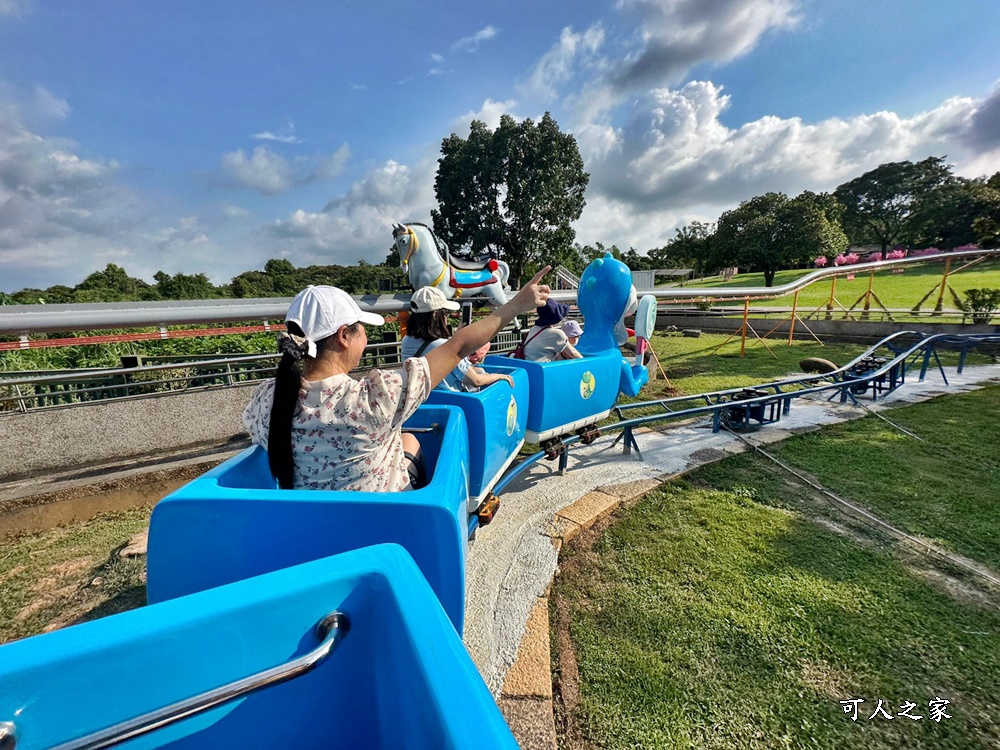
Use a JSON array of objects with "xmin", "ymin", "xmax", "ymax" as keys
[
  {"xmin": 146, "ymin": 405, "xmax": 470, "ymax": 632},
  {"xmin": 424, "ymin": 365, "xmax": 527, "ymax": 507},
  {"xmin": 486, "ymin": 350, "xmax": 622, "ymax": 442},
  {"xmin": 0, "ymin": 545, "xmax": 518, "ymax": 749}
]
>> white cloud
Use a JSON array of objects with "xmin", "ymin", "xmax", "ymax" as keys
[
  {"xmin": 521, "ymin": 24, "xmax": 605, "ymax": 101},
  {"xmin": 222, "ymin": 203, "xmax": 250, "ymax": 218},
  {"xmin": 549, "ymin": 0, "xmax": 801, "ymax": 121},
  {"xmin": 574, "ymin": 81, "xmax": 1000, "ymax": 253},
  {"xmin": 252, "ymin": 131, "xmax": 303, "ymax": 144},
  {"xmin": 611, "ymin": 0, "xmax": 799, "ymax": 92},
  {"xmin": 30, "ymin": 86, "xmax": 70, "ymax": 120},
  {"xmin": 448, "ymin": 99, "xmax": 518, "ymax": 136},
  {"xmin": 310, "ymin": 143, "xmax": 351, "ymax": 181},
  {"xmin": 263, "ymin": 157, "xmax": 438, "ymax": 265},
  {"xmin": 219, "ymin": 143, "xmax": 350, "ymax": 195},
  {"xmin": 0, "ymin": 100, "xmax": 122, "ymax": 247},
  {"xmin": 452, "ymin": 25, "xmax": 499, "ymax": 53},
  {"xmin": 431, "ymin": 53, "xmax": 444, "ymax": 63},
  {"xmin": 220, "ymin": 146, "xmax": 295, "ymax": 195},
  {"xmin": 0, "ymin": 0, "xmax": 30, "ymax": 18}
]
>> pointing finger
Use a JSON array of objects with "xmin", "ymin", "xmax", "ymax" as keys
[{"xmin": 528, "ymin": 265, "xmax": 552, "ymax": 286}]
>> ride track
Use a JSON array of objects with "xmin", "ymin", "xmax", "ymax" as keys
[
  {"xmin": 1, "ymin": 248, "xmax": 998, "ymax": 338},
  {"xmin": 492, "ymin": 330, "xmax": 1000, "ymax": 494}
]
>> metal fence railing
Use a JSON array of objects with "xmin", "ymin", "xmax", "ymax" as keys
[{"xmin": 0, "ymin": 327, "xmax": 527, "ymax": 413}]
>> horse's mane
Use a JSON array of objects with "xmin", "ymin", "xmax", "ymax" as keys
[{"xmin": 405, "ymin": 222, "xmax": 490, "ymax": 262}]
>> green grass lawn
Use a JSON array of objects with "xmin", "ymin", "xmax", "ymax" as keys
[
  {"xmin": 553, "ymin": 387, "xmax": 1000, "ymax": 749},
  {"xmin": 680, "ymin": 260, "xmax": 1000, "ymax": 316},
  {"xmin": 641, "ymin": 333, "xmax": 866, "ymax": 398},
  {"xmin": 0, "ymin": 505, "xmax": 151, "ymax": 644},
  {"xmin": 639, "ymin": 331, "xmax": 992, "ymax": 400}
]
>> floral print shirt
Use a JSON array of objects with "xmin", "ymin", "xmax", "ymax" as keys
[{"xmin": 242, "ymin": 357, "xmax": 431, "ymax": 492}]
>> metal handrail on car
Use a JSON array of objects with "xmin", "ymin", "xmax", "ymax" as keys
[{"xmin": 34, "ymin": 611, "xmax": 349, "ymax": 750}]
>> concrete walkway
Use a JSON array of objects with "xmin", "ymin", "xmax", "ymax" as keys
[{"xmin": 463, "ymin": 364, "xmax": 1000, "ymax": 748}]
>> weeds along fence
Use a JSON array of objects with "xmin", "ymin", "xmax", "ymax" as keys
[{"xmin": 0, "ymin": 327, "xmax": 525, "ymax": 413}]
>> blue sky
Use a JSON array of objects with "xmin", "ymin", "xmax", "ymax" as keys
[{"xmin": 1, "ymin": 0, "xmax": 999, "ymax": 292}]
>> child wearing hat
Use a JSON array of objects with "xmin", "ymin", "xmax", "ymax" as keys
[
  {"xmin": 560, "ymin": 319, "xmax": 583, "ymax": 346},
  {"xmin": 242, "ymin": 271, "xmax": 550, "ymax": 494},
  {"xmin": 522, "ymin": 299, "xmax": 583, "ymax": 362},
  {"xmin": 401, "ymin": 286, "xmax": 515, "ymax": 392}
]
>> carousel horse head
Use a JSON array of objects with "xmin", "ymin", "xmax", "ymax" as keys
[{"xmin": 391, "ymin": 222, "xmax": 510, "ymax": 307}]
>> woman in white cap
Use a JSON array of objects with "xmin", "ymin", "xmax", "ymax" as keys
[
  {"xmin": 243, "ymin": 270, "xmax": 550, "ymax": 493},
  {"xmin": 401, "ymin": 286, "xmax": 514, "ymax": 392}
]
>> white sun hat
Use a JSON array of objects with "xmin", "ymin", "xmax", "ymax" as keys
[
  {"xmin": 285, "ymin": 285, "xmax": 384, "ymax": 354},
  {"xmin": 410, "ymin": 286, "xmax": 461, "ymax": 313}
]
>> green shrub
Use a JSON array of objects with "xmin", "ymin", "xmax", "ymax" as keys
[{"xmin": 960, "ymin": 288, "xmax": 1000, "ymax": 324}]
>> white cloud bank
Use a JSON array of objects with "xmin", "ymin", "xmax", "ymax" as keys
[
  {"xmin": 574, "ymin": 81, "xmax": 1000, "ymax": 251},
  {"xmin": 219, "ymin": 143, "xmax": 350, "ymax": 195}
]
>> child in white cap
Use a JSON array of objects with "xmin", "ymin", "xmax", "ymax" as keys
[
  {"xmin": 243, "ymin": 273, "xmax": 550, "ymax": 493},
  {"xmin": 400, "ymin": 286, "xmax": 514, "ymax": 392}
]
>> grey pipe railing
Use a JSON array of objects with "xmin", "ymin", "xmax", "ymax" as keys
[
  {"xmin": 37, "ymin": 611, "xmax": 349, "ymax": 750},
  {"xmin": 2, "ymin": 250, "xmax": 996, "ymax": 336}
]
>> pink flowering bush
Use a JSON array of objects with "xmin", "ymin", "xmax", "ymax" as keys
[
  {"xmin": 885, "ymin": 249, "xmax": 907, "ymax": 260},
  {"xmin": 867, "ymin": 251, "xmax": 883, "ymax": 262},
  {"xmin": 833, "ymin": 253, "xmax": 860, "ymax": 266},
  {"xmin": 814, "ymin": 256, "xmax": 828, "ymax": 267}
]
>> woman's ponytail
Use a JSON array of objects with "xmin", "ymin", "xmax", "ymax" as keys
[{"xmin": 268, "ymin": 323, "xmax": 308, "ymax": 489}]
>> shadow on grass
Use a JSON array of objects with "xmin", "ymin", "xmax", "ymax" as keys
[{"xmin": 72, "ymin": 585, "xmax": 147, "ymax": 626}]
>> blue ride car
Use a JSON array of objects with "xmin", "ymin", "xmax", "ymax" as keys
[
  {"xmin": 0, "ymin": 544, "xmax": 517, "ymax": 749},
  {"xmin": 146, "ymin": 405, "xmax": 471, "ymax": 632},
  {"xmin": 422, "ymin": 364, "xmax": 528, "ymax": 511}
]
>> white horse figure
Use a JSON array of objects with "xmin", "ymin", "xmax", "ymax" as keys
[{"xmin": 392, "ymin": 222, "xmax": 510, "ymax": 306}]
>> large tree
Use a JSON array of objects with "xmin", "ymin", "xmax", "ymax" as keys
[
  {"xmin": 648, "ymin": 221, "xmax": 716, "ymax": 274},
  {"xmin": 908, "ymin": 175, "xmax": 1000, "ymax": 249},
  {"xmin": 971, "ymin": 172, "xmax": 1000, "ymax": 248},
  {"xmin": 833, "ymin": 157, "xmax": 953, "ymax": 251},
  {"xmin": 431, "ymin": 112, "xmax": 589, "ymax": 286},
  {"xmin": 711, "ymin": 191, "xmax": 848, "ymax": 286}
]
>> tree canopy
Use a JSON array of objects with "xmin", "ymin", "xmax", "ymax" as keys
[
  {"xmin": 833, "ymin": 157, "xmax": 954, "ymax": 251},
  {"xmin": 710, "ymin": 191, "xmax": 848, "ymax": 286},
  {"xmin": 431, "ymin": 112, "xmax": 589, "ymax": 286}
]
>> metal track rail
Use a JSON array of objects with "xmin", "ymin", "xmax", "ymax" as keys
[
  {"xmin": 2, "ymin": 250, "xmax": 996, "ymax": 335},
  {"xmin": 491, "ymin": 331, "xmax": 1000, "ymax": 496}
]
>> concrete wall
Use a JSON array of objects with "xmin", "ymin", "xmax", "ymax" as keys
[
  {"xmin": 0, "ymin": 383, "xmax": 259, "ymax": 482},
  {"xmin": 657, "ymin": 313, "xmax": 1000, "ymax": 344}
]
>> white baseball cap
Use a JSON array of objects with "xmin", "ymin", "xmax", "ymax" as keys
[
  {"xmin": 410, "ymin": 286, "xmax": 460, "ymax": 313},
  {"xmin": 285, "ymin": 285, "xmax": 384, "ymax": 348}
]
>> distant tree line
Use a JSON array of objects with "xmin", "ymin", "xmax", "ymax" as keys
[
  {"xmin": 0, "ymin": 257, "xmax": 408, "ymax": 306},
  {"xmin": 630, "ymin": 158, "xmax": 1000, "ymax": 286}
]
